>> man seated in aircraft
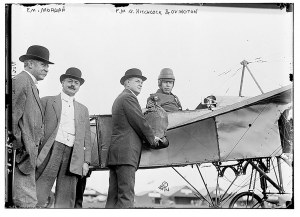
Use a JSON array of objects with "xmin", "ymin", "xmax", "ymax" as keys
[
  {"xmin": 146, "ymin": 68, "xmax": 182, "ymax": 112},
  {"xmin": 196, "ymin": 95, "xmax": 217, "ymax": 110}
]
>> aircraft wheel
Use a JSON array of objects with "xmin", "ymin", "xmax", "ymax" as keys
[{"xmin": 229, "ymin": 192, "xmax": 265, "ymax": 208}]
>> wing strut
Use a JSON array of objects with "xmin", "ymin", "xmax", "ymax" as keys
[{"xmin": 239, "ymin": 60, "xmax": 264, "ymax": 96}]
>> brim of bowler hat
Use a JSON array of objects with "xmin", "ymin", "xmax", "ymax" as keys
[
  {"xmin": 19, "ymin": 54, "xmax": 54, "ymax": 64},
  {"xmin": 60, "ymin": 74, "xmax": 85, "ymax": 85},
  {"xmin": 120, "ymin": 75, "xmax": 147, "ymax": 85}
]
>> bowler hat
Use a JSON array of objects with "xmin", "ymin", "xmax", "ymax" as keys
[
  {"xmin": 60, "ymin": 67, "xmax": 85, "ymax": 85},
  {"xmin": 19, "ymin": 45, "xmax": 54, "ymax": 64},
  {"xmin": 120, "ymin": 68, "xmax": 147, "ymax": 85}
]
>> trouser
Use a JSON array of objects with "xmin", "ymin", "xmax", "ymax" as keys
[
  {"xmin": 74, "ymin": 176, "xmax": 87, "ymax": 208},
  {"xmin": 13, "ymin": 164, "xmax": 37, "ymax": 208},
  {"xmin": 105, "ymin": 165, "xmax": 136, "ymax": 208},
  {"xmin": 36, "ymin": 141, "xmax": 78, "ymax": 208}
]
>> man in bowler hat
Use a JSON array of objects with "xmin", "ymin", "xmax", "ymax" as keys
[
  {"xmin": 35, "ymin": 67, "xmax": 92, "ymax": 208},
  {"xmin": 105, "ymin": 68, "xmax": 161, "ymax": 208},
  {"xmin": 12, "ymin": 45, "xmax": 53, "ymax": 207}
]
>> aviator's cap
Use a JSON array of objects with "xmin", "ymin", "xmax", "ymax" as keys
[
  {"xmin": 60, "ymin": 67, "xmax": 85, "ymax": 85},
  {"xmin": 158, "ymin": 68, "xmax": 175, "ymax": 80},
  {"xmin": 19, "ymin": 45, "xmax": 54, "ymax": 64},
  {"xmin": 120, "ymin": 68, "xmax": 147, "ymax": 85}
]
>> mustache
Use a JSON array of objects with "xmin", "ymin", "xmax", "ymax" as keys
[{"xmin": 68, "ymin": 85, "xmax": 76, "ymax": 90}]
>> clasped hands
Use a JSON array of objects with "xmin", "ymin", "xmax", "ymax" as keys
[{"xmin": 154, "ymin": 136, "xmax": 163, "ymax": 147}]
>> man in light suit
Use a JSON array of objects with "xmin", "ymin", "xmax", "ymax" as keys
[
  {"xmin": 12, "ymin": 45, "xmax": 54, "ymax": 207},
  {"xmin": 105, "ymin": 68, "xmax": 161, "ymax": 208},
  {"xmin": 35, "ymin": 67, "xmax": 91, "ymax": 208}
]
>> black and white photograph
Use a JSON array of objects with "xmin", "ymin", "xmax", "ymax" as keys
[{"xmin": 3, "ymin": 1, "xmax": 296, "ymax": 213}]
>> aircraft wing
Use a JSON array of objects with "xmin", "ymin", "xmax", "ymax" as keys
[{"xmin": 90, "ymin": 84, "xmax": 292, "ymax": 169}]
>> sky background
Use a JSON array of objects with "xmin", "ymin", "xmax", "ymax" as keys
[
  {"xmin": 10, "ymin": 3, "xmax": 293, "ymax": 114},
  {"xmin": 1, "ymin": 2, "xmax": 297, "ymax": 213}
]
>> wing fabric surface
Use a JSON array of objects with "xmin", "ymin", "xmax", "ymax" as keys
[{"xmin": 90, "ymin": 85, "xmax": 292, "ymax": 169}]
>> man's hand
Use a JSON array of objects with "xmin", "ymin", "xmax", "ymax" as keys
[
  {"xmin": 146, "ymin": 100, "xmax": 155, "ymax": 109},
  {"xmin": 141, "ymin": 108, "xmax": 148, "ymax": 114},
  {"xmin": 154, "ymin": 136, "xmax": 162, "ymax": 146},
  {"xmin": 82, "ymin": 162, "xmax": 90, "ymax": 176}
]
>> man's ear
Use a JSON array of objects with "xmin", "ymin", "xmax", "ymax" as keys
[{"xmin": 27, "ymin": 60, "xmax": 36, "ymax": 69}]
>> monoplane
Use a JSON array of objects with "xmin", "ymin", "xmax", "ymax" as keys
[{"xmin": 89, "ymin": 61, "xmax": 293, "ymax": 208}]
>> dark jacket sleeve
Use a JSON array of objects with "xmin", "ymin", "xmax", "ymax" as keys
[
  {"xmin": 173, "ymin": 94, "xmax": 182, "ymax": 110},
  {"xmin": 123, "ymin": 94, "xmax": 156, "ymax": 146}
]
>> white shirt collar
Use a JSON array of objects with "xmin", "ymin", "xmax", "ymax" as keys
[
  {"xmin": 61, "ymin": 91, "xmax": 75, "ymax": 103},
  {"xmin": 127, "ymin": 88, "xmax": 137, "ymax": 96},
  {"xmin": 24, "ymin": 70, "xmax": 38, "ymax": 84}
]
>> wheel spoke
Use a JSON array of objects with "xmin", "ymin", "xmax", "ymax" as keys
[{"xmin": 229, "ymin": 191, "xmax": 264, "ymax": 208}]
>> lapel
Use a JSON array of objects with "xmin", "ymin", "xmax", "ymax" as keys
[
  {"xmin": 74, "ymin": 100, "xmax": 81, "ymax": 134},
  {"xmin": 26, "ymin": 72, "xmax": 44, "ymax": 119},
  {"xmin": 52, "ymin": 94, "xmax": 62, "ymax": 122}
]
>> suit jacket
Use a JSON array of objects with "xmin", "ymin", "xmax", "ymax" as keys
[
  {"xmin": 36, "ymin": 94, "xmax": 91, "ymax": 176},
  {"xmin": 12, "ymin": 71, "xmax": 44, "ymax": 174},
  {"xmin": 107, "ymin": 89, "xmax": 156, "ymax": 169}
]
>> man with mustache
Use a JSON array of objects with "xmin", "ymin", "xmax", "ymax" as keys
[
  {"xmin": 146, "ymin": 68, "xmax": 182, "ymax": 112},
  {"xmin": 12, "ymin": 45, "xmax": 53, "ymax": 207},
  {"xmin": 35, "ymin": 67, "xmax": 91, "ymax": 208}
]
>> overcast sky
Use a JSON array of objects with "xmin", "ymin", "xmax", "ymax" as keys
[
  {"xmin": 11, "ymin": 3, "xmax": 293, "ymax": 114},
  {"xmin": 2, "ymin": 2, "xmax": 296, "ymax": 212}
]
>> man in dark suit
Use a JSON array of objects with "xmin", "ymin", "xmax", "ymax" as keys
[
  {"xmin": 35, "ymin": 67, "xmax": 91, "ymax": 208},
  {"xmin": 105, "ymin": 68, "xmax": 161, "ymax": 208},
  {"xmin": 12, "ymin": 45, "xmax": 54, "ymax": 207}
]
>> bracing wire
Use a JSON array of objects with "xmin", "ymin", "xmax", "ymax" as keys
[
  {"xmin": 206, "ymin": 59, "xmax": 292, "ymax": 206},
  {"xmin": 223, "ymin": 99, "xmax": 292, "ymax": 162},
  {"xmin": 215, "ymin": 98, "xmax": 292, "ymax": 205},
  {"xmin": 216, "ymin": 58, "xmax": 262, "ymax": 98},
  {"xmin": 214, "ymin": 55, "xmax": 291, "ymax": 101},
  {"xmin": 223, "ymin": 104, "xmax": 269, "ymax": 161},
  {"xmin": 219, "ymin": 161, "xmax": 260, "ymax": 205},
  {"xmin": 220, "ymin": 157, "xmax": 292, "ymax": 207},
  {"xmin": 212, "ymin": 64, "xmax": 243, "ymax": 97}
]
